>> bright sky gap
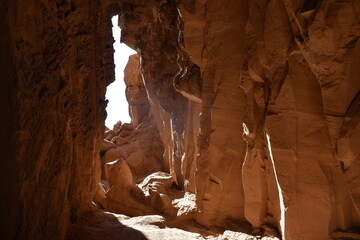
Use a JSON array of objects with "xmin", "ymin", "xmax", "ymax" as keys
[{"xmin": 105, "ymin": 15, "xmax": 136, "ymax": 128}]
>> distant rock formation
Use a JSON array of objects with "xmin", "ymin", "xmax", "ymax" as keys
[{"xmin": 97, "ymin": 55, "xmax": 197, "ymax": 222}]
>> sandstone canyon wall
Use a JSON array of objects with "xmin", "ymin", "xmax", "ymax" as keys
[
  {"xmin": 0, "ymin": 1, "xmax": 114, "ymax": 239},
  {"xmin": 178, "ymin": 1, "xmax": 360, "ymax": 239},
  {"xmin": 1, "ymin": 0, "xmax": 360, "ymax": 240},
  {"xmin": 180, "ymin": 0, "xmax": 360, "ymax": 239},
  {"xmin": 116, "ymin": 0, "xmax": 360, "ymax": 238},
  {"xmin": 0, "ymin": 1, "xmax": 19, "ymax": 239}
]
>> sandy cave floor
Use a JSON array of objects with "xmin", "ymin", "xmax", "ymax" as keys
[{"xmin": 66, "ymin": 211, "xmax": 281, "ymax": 240}]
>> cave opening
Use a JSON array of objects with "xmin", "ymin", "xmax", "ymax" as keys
[{"xmin": 105, "ymin": 15, "xmax": 135, "ymax": 129}]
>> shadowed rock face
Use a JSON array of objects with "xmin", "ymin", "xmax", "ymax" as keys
[
  {"xmin": 1, "ymin": 1, "xmax": 113, "ymax": 239},
  {"xmin": 1, "ymin": 0, "xmax": 360, "ymax": 240}
]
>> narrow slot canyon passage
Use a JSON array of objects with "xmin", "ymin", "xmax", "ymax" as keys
[
  {"xmin": 93, "ymin": 14, "xmax": 210, "ymax": 240},
  {"xmin": 1, "ymin": 1, "xmax": 360, "ymax": 240}
]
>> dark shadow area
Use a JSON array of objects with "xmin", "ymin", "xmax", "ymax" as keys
[
  {"xmin": 301, "ymin": 0, "xmax": 321, "ymax": 12},
  {"xmin": 331, "ymin": 227, "xmax": 360, "ymax": 240},
  {"xmin": 66, "ymin": 212, "xmax": 148, "ymax": 240},
  {"xmin": 0, "ymin": 2, "xmax": 20, "ymax": 240}
]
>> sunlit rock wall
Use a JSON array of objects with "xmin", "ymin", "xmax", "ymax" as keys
[
  {"xmin": 116, "ymin": 1, "xmax": 360, "ymax": 238},
  {"xmin": 116, "ymin": 0, "xmax": 360, "ymax": 239},
  {"xmin": 179, "ymin": 0, "xmax": 360, "ymax": 239}
]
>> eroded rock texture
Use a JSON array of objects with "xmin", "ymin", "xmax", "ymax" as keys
[
  {"xmin": 96, "ymin": 54, "xmax": 167, "ymax": 216},
  {"xmin": 113, "ymin": 0, "xmax": 360, "ymax": 238},
  {"xmin": 124, "ymin": 54, "xmax": 150, "ymax": 127},
  {"xmin": 177, "ymin": 0, "xmax": 360, "ymax": 239},
  {"xmin": 97, "ymin": 54, "xmax": 200, "ymax": 223},
  {"xmin": 0, "ymin": 1, "xmax": 113, "ymax": 239},
  {"xmin": 2, "ymin": 0, "xmax": 360, "ymax": 240}
]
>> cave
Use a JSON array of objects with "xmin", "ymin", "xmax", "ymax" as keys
[{"xmin": 1, "ymin": 1, "xmax": 360, "ymax": 240}]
